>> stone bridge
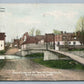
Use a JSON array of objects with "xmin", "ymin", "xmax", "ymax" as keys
[
  {"xmin": 16, "ymin": 44, "xmax": 84, "ymax": 65},
  {"xmin": 15, "ymin": 48, "xmax": 84, "ymax": 65}
]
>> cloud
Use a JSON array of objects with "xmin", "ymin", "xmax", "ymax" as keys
[
  {"xmin": 42, "ymin": 11, "xmax": 78, "ymax": 20},
  {"xmin": 0, "ymin": 12, "xmax": 12, "ymax": 20},
  {"xmin": 0, "ymin": 4, "xmax": 83, "ymax": 42},
  {"xmin": 0, "ymin": 12, "xmax": 41, "ymax": 25},
  {"xmin": 15, "ymin": 16, "xmax": 41, "ymax": 25}
]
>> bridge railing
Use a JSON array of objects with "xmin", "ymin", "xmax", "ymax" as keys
[
  {"xmin": 21, "ymin": 43, "xmax": 55, "ymax": 51},
  {"xmin": 24, "ymin": 44, "xmax": 46, "ymax": 50}
]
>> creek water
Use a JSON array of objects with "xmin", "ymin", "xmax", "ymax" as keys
[{"xmin": 0, "ymin": 55, "xmax": 43, "ymax": 59}]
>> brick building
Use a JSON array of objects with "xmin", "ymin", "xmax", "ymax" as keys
[
  {"xmin": 55, "ymin": 31, "xmax": 81, "ymax": 46},
  {"xmin": 35, "ymin": 35, "xmax": 45, "ymax": 44},
  {"xmin": 45, "ymin": 33, "xmax": 55, "ymax": 49}
]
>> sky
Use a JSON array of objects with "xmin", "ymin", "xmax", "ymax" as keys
[
  {"xmin": 0, "ymin": 4, "xmax": 84, "ymax": 42},
  {"xmin": 0, "ymin": 0, "xmax": 84, "ymax": 3}
]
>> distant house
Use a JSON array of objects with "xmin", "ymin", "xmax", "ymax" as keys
[
  {"xmin": 22, "ymin": 36, "xmax": 37, "ymax": 45},
  {"xmin": 45, "ymin": 33, "xmax": 55, "ymax": 43},
  {"xmin": 21, "ymin": 32, "xmax": 46, "ymax": 50},
  {"xmin": 20, "ymin": 31, "xmax": 82, "ymax": 50},
  {"xmin": 12, "ymin": 39, "xmax": 20, "ymax": 48},
  {"xmin": 55, "ymin": 31, "xmax": 81, "ymax": 46},
  {"xmin": 35, "ymin": 35, "xmax": 45, "ymax": 44},
  {"xmin": 21, "ymin": 32, "xmax": 36, "ymax": 50},
  {"xmin": 45, "ymin": 33, "xmax": 55, "ymax": 49},
  {"xmin": 22, "ymin": 33, "xmax": 55, "ymax": 50},
  {"xmin": 0, "ymin": 32, "xmax": 6, "ymax": 51}
]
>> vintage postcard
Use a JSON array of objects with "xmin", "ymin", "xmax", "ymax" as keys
[{"xmin": 0, "ymin": 1, "xmax": 84, "ymax": 81}]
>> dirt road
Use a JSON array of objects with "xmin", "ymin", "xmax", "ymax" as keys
[
  {"xmin": 0, "ymin": 58, "xmax": 84, "ymax": 81},
  {"xmin": 5, "ymin": 48, "xmax": 19, "ymax": 55},
  {"xmin": 0, "ymin": 48, "xmax": 84, "ymax": 81}
]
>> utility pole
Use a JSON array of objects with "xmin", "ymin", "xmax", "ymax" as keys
[
  {"xmin": 46, "ymin": 34, "xmax": 48, "ymax": 50},
  {"xmin": 53, "ymin": 34, "xmax": 55, "ymax": 50}
]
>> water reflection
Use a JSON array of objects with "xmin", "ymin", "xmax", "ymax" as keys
[{"xmin": 0, "ymin": 55, "xmax": 43, "ymax": 59}]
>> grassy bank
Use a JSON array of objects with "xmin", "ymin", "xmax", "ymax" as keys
[
  {"xmin": 25, "ymin": 53, "xmax": 44, "ymax": 58},
  {"xmin": 68, "ymin": 48, "xmax": 84, "ymax": 51},
  {"xmin": 0, "ymin": 50, "xmax": 6, "ymax": 55},
  {"xmin": 0, "ymin": 59, "xmax": 6, "ymax": 69},
  {"xmin": 32, "ymin": 58, "xmax": 84, "ymax": 70},
  {"xmin": 25, "ymin": 53, "xmax": 84, "ymax": 70}
]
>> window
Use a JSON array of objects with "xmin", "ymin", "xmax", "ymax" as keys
[
  {"xmin": 58, "ymin": 42, "xmax": 60, "ymax": 45},
  {"xmin": 63, "ymin": 36, "xmax": 65, "ymax": 39},
  {"xmin": 73, "ymin": 42, "xmax": 76, "ymax": 45},
  {"xmin": 74, "ymin": 37, "xmax": 76, "ymax": 39},
  {"xmin": 68, "ymin": 42, "xmax": 71, "ymax": 44},
  {"xmin": 1, "ymin": 44, "xmax": 2, "ymax": 47}
]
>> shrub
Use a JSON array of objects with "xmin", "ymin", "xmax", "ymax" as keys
[
  {"xmin": 0, "ymin": 59, "xmax": 6, "ymax": 69},
  {"xmin": 25, "ymin": 53, "xmax": 44, "ymax": 58},
  {"xmin": 0, "ymin": 50, "xmax": 6, "ymax": 55}
]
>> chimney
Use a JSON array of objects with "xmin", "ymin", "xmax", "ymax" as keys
[
  {"xmin": 61, "ymin": 31, "xmax": 63, "ymax": 34},
  {"xmin": 64, "ymin": 31, "xmax": 66, "ymax": 34}
]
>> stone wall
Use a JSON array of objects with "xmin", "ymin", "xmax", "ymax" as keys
[{"xmin": 44, "ymin": 51, "xmax": 59, "ymax": 60}]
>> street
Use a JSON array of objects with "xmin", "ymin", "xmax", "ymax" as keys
[{"xmin": 0, "ymin": 58, "xmax": 84, "ymax": 81}]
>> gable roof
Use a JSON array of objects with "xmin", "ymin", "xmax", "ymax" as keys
[
  {"xmin": 22, "ymin": 36, "xmax": 37, "ymax": 45},
  {"xmin": 35, "ymin": 35, "xmax": 45, "ymax": 42},
  {"xmin": 0, "ymin": 33, "xmax": 6, "ymax": 40}
]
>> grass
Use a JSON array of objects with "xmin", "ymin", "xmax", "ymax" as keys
[
  {"xmin": 0, "ymin": 50, "xmax": 6, "ymax": 55},
  {"xmin": 32, "ymin": 58, "xmax": 84, "ymax": 70},
  {"xmin": 25, "ymin": 53, "xmax": 44, "ymax": 58},
  {"xmin": 0, "ymin": 59, "xmax": 6, "ymax": 69},
  {"xmin": 0, "ymin": 50, "xmax": 6, "ymax": 69},
  {"xmin": 25, "ymin": 53, "xmax": 84, "ymax": 70},
  {"xmin": 68, "ymin": 48, "xmax": 84, "ymax": 51}
]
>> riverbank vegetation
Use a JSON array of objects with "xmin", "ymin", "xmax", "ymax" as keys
[
  {"xmin": 68, "ymin": 48, "xmax": 84, "ymax": 51},
  {"xmin": 0, "ymin": 50, "xmax": 6, "ymax": 55},
  {"xmin": 32, "ymin": 58, "xmax": 84, "ymax": 70},
  {"xmin": 0, "ymin": 59, "xmax": 6, "ymax": 69},
  {"xmin": 25, "ymin": 53, "xmax": 44, "ymax": 58},
  {"xmin": 29, "ymin": 53, "xmax": 84, "ymax": 70}
]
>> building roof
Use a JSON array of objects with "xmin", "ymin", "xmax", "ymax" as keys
[
  {"xmin": 13, "ymin": 39, "xmax": 19, "ymax": 43},
  {"xmin": 55, "ymin": 32, "xmax": 77, "ymax": 41},
  {"xmin": 22, "ymin": 36, "xmax": 37, "ymax": 45},
  {"xmin": 45, "ymin": 33, "xmax": 55, "ymax": 42},
  {"xmin": 35, "ymin": 35, "xmax": 45, "ymax": 42},
  {"xmin": 21, "ymin": 32, "xmax": 45, "ymax": 45},
  {"xmin": 0, "ymin": 33, "xmax": 6, "ymax": 40}
]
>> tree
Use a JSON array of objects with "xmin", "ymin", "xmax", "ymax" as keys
[
  {"xmin": 76, "ymin": 16, "xmax": 84, "ymax": 31},
  {"xmin": 36, "ymin": 29, "xmax": 41, "ymax": 35},
  {"xmin": 53, "ymin": 29, "xmax": 61, "ymax": 35},
  {"xmin": 29, "ymin": 28, "xmax": 35, "ymax": 36},
  {"xmin": 76, "ymin": 16, "xmax": 84, "ymax": 45},
  {"xmin": 80, "ymin": 31, "xmax": 84, "ymax": 45}
]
